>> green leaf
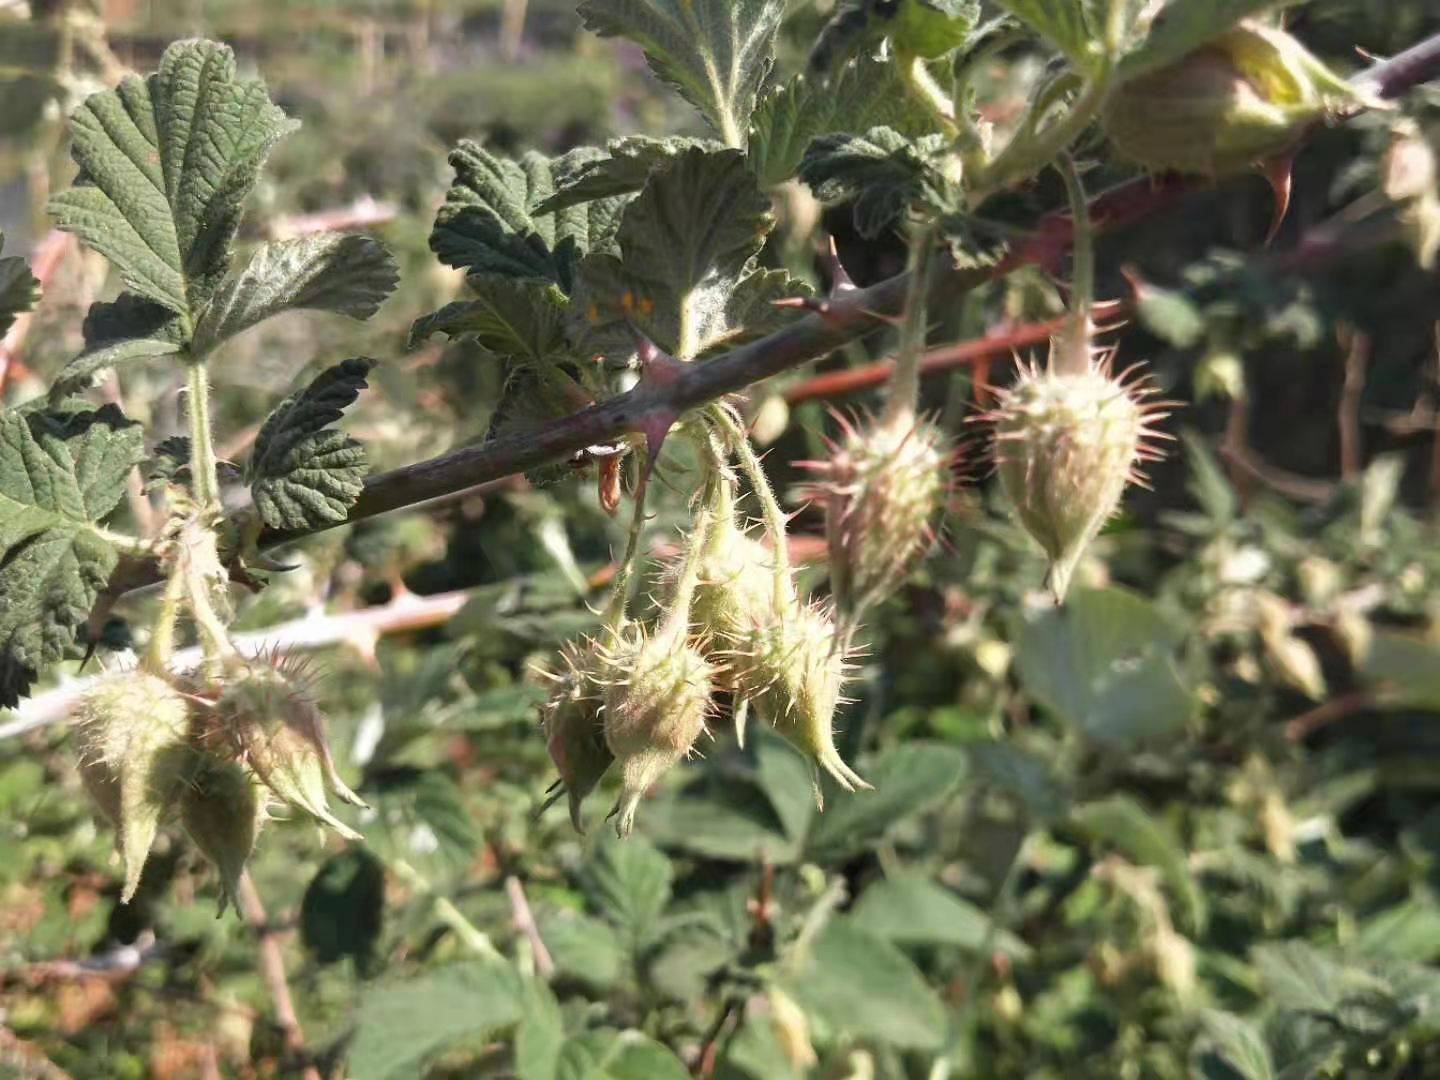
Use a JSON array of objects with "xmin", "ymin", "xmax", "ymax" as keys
[
  {"xmin": 781, "ymin": 918, "xmax": 946, "ymax": 1050},
  {"xmin": 536, "ymin": 135, "xmax": 725, "ymax": 214},
  {"xmin": 888, "ymin": 0, "xmax": 981, "ymax": 59},
  {"xmin": 408, "ymin": 279, "xmax": 568, "ymax": 365},
  {"xmin": 362, "ymin": 768, "xmax": 481, "ymax": 881},
  {"xmin": 993, "ymin": 0, "xmax": 1102, "ymax": 68},
  {"xmin": 247, "ymin": 358, "xmax": 373, "ymax": 531},
  {"xmin": 849, "ymin": 874, "xmax": 1032, "ymax": 957},
  {"xmin": 1074, "ymin": 795, "xmax": 1206, "ymax": 934},
  {"xmin": 430, "ymin": 144, "xmax": 625, "ymax": 293},
  {"xmin": 797, "ymin": 126, "xmax": 957, "ymax": 238},
  {"xmin": 1119, "ymin": 0, "xmax": 1288, "ymax": 80},
  {"xmin": 48, "ymin": 293, "xmax": 188, "ymax": 401},
  {"xmin": 747, "ymin": 57, "xmax": 946, "ymax": 188},
  {"xmin": 515, "ymin": 977, "xmax": 565, "ymax": 1080},
  {"xmin": 191, "ymin": 234, "xmax": 398, "ymax": 356},
  {"xmin": 554, "ymin": 1032, "xmax": 690, "ymax": 1080},
  {"xmin": 1364, "ymin": 632, "xmax": 1440, "ymax": 710},
  {"xmin": 1014, "ymin": 586, "xmax": 1195, "ymax": 746},
  {"xmin": 1135, "ymin": 280, "xmax": 1206, "ymax": 348},
  {"xmin": 538, "ymin": 912, "xmax": 625, "ymax": 991},
  {"xmin": 0, "ymin": 405, "xmax": 144, "ymax": 706},
  {"xmin": 804, "ymin": 742, "xmax": 967, "ymax": 862},
  {"xmin": 1197, "ymin": 1010, "xmax": 1275, "ymax": 1080},
  {"xmin": 300, "ymin": 848, "xmax": 385, "ymax": 969},
  {"xmin": 0, "ymin": 230, "xmax": 39, "ymax": 337},
  {"xmin": 348, "ymin": 960, "xmax": 523, "ymax": 1080},
  {"xmin": 1355, "ymin": 901, "xmax": 1440, "ymax": 964},
  {"xmin": 583, "ymin": 833, "xmax": 672, "ymax": 948},
  {"xmin": 570, "ymin": 147, "xmax": 802, "ymax": 362},
  {"xmin": 641, "ymin": 783, "xmax": 800, "ymax": 864},
  {"xmin": 48, "ymin": 39, "xmax": 297, "ymax": 319},
  {"xmin": 576, "ymin": 0, "xmax": 785, "ymax": 144},
  {"xmin": 968, "ymin": 741, "xmax": 1071, "ymax": 823}
]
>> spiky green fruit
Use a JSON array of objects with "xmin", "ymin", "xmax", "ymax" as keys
[
  {"xmin": 1103, "ymin": 23, "xmax": 1376, "ymax": 177},
  {"xmin": 811, "ymin": 411, "xmax": 950, "ymax": 612},
  {"xmin": 181, "ymin": 758, "xmax": 268, "ymax": 915},
  {"xmin": 686, "ymin": 507, "xmax": 793, "ymax": 650},
  {"xmin": 210, "ymin": 660, "xmax": 366, "ymax": 841},
  {"xmin": 601, "ymin": 627, "xmax": 715, "ymax": 837},
  {"xmin": 74, "ymin": 672, "xmax": 194, "ymax": 902},
  {"xmin": 539, "ymin": 636, "xmax": 614, "ymax": 832},
  {"xmin": 993, "ymin": 358, "xmax": 1163, "ymax": 602},
  {"xmin": 729, "ymin": 601, "xmax": 868, "ymax": 805}
]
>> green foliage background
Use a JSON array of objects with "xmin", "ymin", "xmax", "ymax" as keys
[{"xmin": 2, "ymin": 1, "xmax": 1440, "ymax": 1078}]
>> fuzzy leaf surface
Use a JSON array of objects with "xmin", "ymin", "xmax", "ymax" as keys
[
  {"xmin": 430, "ymin": 144, "xmax": 624, "ymax": 293},
  {"xmin": 576, "ymin": 0, "xmax": 785, "ymax": 143},
  {"xmin": 47, "ymin": 39, "xmax": 296, "ymax": 318},
  {"xmin": 0, "ymin": 405, "xmax": 144, "ymax": 706},
  {"xmin": 536, "ymin": 135, "xmax": 724, "ymax": 214},
  {"xmin": 349, "ymin": 961, "xmax": 523, "ymax": 1080},
  {"xmin": 888, "ymin": 0, "xmax": 981, "ymax": 59},
  {"xmin": 570, "ymin": 148, "xmax": 803, "ymax": 362},
  {"xmin": 408, "ymin": 278, "xmax": 568, "ymax": 366},
  {"xmin": 0, "ymin": 231, "xmax": 39, "ymax": 337},
  {"xmin": 798, "ymin": 126, "xmax": 957, "ymax": 238},
  {"xmin": 192, "ymin": 233, "xmax": 398, "ymax": 355},
  {"xmin": 247, "ymin": 358, "xmax": 373, "ymax": 531},
  {"xmin": 748, "ymin": 57, "xmax": 947, "ymax": 188},
  {"xmin": 49, "ymin": 294, "xmax": 187, "ymax": 401}
]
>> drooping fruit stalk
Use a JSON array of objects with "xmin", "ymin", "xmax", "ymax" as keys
[
  {"xmin": 74, "ymin": 672, "xmax": 194, "ymax": 902},
  {"xmin": 600, "ymin": 495, "xmax": 718, "ymax": 837},
  {"xmin": 708, "ymin": 409, "xmax": 869, "ymax": 799},
  {"xmin": 986, "ymin": 158, "xmax": 1173, "ymax": 602},
  {"xmin": 805, "ymin": 220, "xmax": 953, "ymax": 624}
]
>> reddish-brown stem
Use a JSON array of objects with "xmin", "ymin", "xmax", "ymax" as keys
[
  {"xmin": 0, "ymin": 232, "xmax": 74, "ymax": 397},
  {"xmin": 783, "ymin": 301, "xmax": 1130, "ymax": 405}
]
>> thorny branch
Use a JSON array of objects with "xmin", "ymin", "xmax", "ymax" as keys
[{"xmin": 85, "ymin": 40, "xmax": 1440, "ymax": 606}]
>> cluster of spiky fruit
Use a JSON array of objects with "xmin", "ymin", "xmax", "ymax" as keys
[
  {"xmin": 72, "ymin": 653, "xmax": 364, "ymax": 910},
  {"xmin": 542, "ymin": 467, "xmax": 869, "ymax": 834}
]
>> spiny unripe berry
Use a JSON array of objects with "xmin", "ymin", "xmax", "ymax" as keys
[
  {"xmin": 181, "ymin": 758, "xmax": 268, "ymax": 915},
  {"xmin": 678, "ymin": 482, "xmax": 794, "ymax": 653},
  {"xmin": 538, "ymin": 636, "xmax": 614, "ymax": 832},
  {"xmin": 989, "ymin": 338, "xmax": 1169, "ymax": 602},
  {"xmin": 728, "ymin": 600, "xmax": 868, "ymax": 805},
  {"xmin": 601, "ymin": 626, "xmax": 715, "ymax": 837},
  {"xmin": 806, "ymin": 410, "xmax": 950, "ymax": 612},
  {"xmin": 1103, "ymin": 22, "xmax": 1374, "ymax": 177},
  {"xmin": 74, "ymin": 672, "xmax": 194, "ymax": 902},
  {"xmin": 207, "ymin": 657, "xmax": 366, "ymax": 841}
]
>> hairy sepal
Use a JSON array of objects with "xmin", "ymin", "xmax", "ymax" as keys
[
  {"xmin": 600, "ymin": 627, "xmax": 715, "ymax": 837},
  {"xmin": 181, "ymin": 757, "xmax": 269, "ymax": 915},
  {"xmin": 539, "ymin": 636, "xmax": 615, "ymax": 832},
  {"xmin": 210, "ymin": 660, "xmax": 365, "ymax": 841},
  {"xmin": 74, "ymin": 672, "xmax": 194, "ymax": 902}
]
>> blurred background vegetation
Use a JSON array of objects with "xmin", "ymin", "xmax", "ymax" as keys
[{"xmin": 4, "ymin": 1, "xmax": 1440, "ymax": 1078}]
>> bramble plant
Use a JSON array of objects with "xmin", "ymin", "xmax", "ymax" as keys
[{"xmin": 3, "ymin": 0, "xmax": 1440, "ymax": 1076}]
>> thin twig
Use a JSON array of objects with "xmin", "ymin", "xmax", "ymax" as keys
[
  {"xmin": 1, "ymin": 587, "xmax": 471, "ymax": 738},
  {"xmin": 1337, "ymin": 324, "xmax": 1370, "ymax": 481},
  {"xmin": 0, "ymin": 231, "xmax": 74, "ymax": 396},
  {"xmin": 504, "ymin": 875, "xmax": 554, "ymax": 978},
  {"xmin": 235, "ymin": 872, "xmax": 322, "ymax": 1080},
  {"xmin": 1284, "ymin": 691, "xmax": 1376, "ymax": 741}
]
